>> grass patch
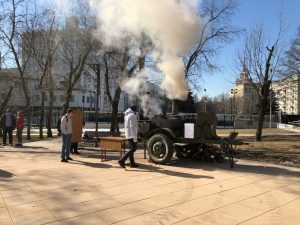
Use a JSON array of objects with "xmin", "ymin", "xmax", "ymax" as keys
[
  {"xmin": 217, "ymin": 128, "xmax": 295, "ymax": 135},
  {"xmin": 233, "ymin": 134, "xmax": 300, "ymax": 167}
]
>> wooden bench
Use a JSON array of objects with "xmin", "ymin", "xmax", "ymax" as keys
[
  {"xmin": 288, "ymin": 121, "xmax": 300, "ymax": 127},
  {"xmin": 82, "ymin": 131, "xmax": 119, "ymax": 147},
  {"xmin": 99, "ymin": 136, "xmax": 128, "ymax": 161}
]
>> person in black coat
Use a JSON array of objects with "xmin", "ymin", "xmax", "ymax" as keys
[{"xmin": 0, "ymin": 109, "xmax": 16, "ymax": 146}]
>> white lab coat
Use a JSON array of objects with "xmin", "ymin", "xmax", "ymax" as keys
[{"xmin": 124, "ymin": 108, "xmax": 138, "ymax": 142}]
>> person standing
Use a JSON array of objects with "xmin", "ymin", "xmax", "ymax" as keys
[
  {"xmin": 0, "ymin": 109, "xmax": 16, "ymax": 146},
  {"xmin": 60, "ymin": 108, "xmax": 74, "ymax": 162},
  {"xmin": 118, "ymin": 105, "xmax": 139, "ymax": 168},
  {"xmin": 15, "ymin": 111, "xmax": 25, "ymax": 147}
]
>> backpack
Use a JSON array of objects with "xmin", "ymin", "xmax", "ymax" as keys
[{"xmin": 56, "ymin": 115, "xmax": 68, "ymax": 133}]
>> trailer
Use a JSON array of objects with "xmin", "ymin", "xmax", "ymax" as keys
[{"xmin": 138, "ymin": 112, "xmax": 246, "ymax": 168}]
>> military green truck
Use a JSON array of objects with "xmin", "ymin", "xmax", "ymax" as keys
[{"xmin": 138, "ymin": 112, "xmax": 244, "ymax": 168}]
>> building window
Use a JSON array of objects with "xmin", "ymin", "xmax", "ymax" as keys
[
  {"xmin": 60, "ymin": 81, "xmax": 66, "ymax": 87},
  {"xmin": 60, "ymin": 95, "xmax": 65, "ymax": 102},
  {"xmin": 34, "ymin": 95, "xmax": 40, "ymax": 102}
]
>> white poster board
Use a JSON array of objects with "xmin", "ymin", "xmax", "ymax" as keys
[{"xmin": 184, "ymin": 123, "xmax": 194, "ymax": 139}]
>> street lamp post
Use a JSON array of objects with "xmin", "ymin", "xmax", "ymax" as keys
[
  {"xmin": 204, "ymin": 89, "xmax": 207, "ymax": 112},
  {"xmin": 89, "ymin": 90, "xmax": 92, "ymax": 111},
  {"xmin": 82, "ymin": 90, "xmax": 86, "ymax": 110},
  {"xmin": 93, "ymin": 91, "xmax": 96, "ymax": 110},
  {"xmin": 90, "ymin": 63, "xmax": 100, "ymax": 147},
  {"xmin": 231, "ymin": 88, "xmax": 238, "ymax": 131},
  {"xmin": 269, "ymin": 86, "xmax": 272, "ymax": 128}
]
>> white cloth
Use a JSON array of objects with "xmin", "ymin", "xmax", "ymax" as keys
[
  {"xmin": 60, "ymin": 114, "xmax": 72, "ymax": 134},
  {"xmin": 124, "ymin": 108, "xmax": 138, "ymax": 142}
]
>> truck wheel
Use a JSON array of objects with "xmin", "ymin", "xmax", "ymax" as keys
[{"xmin": 147, "ymin": 134, "xmax": 174, "ymax": 164}]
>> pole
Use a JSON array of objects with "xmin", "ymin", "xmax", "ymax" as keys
[
  {"xmin": 269, "ymin": 88, "xmax": 272, "ymax": 128},
  {"xmin": 204, "ymin": 89, "xmax": 207, "ymax": 112},
  {"xmin": 95, "ymin": 64, "xmax": 100, "ymax": 147}
]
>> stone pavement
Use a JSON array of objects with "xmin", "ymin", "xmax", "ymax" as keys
[{"xmin": 0, "ymin": 139, "xmax": 299, "ymax": 225}]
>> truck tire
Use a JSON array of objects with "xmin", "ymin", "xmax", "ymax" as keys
[{"xmin": 147, "ymin": 134, "xmax": 174, "ymax": 164}]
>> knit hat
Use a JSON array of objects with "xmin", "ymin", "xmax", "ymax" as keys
[{"xmin": 129, "ymin": 105, "xmax": 137, "ymax": 112}]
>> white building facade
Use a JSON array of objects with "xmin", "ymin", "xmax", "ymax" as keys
[{"xmin": 272, "ymin": 75, "xmax": 300, "ymax": 115}]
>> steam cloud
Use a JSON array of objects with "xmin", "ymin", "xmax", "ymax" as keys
[
  {"xmin": 121, "ymin": 76, "xmax": 162, "ymax": 118},
  {"xmin": 89, "ymin": 0, "xmax": 202, "ymax": 100}
]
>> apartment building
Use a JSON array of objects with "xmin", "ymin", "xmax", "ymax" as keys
[{"xmin": 272, "ymin": 75, "xmax": 300, "ymax": 115}]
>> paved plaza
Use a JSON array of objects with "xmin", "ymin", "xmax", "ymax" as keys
[{"xmin": 0, "ymin": 139, "xmax": 300, "ymax": 225}]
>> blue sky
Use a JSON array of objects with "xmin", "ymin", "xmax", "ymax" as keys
[{"xmin": 202, "ymin": 0, "xmax": 300, "ymax": 98}]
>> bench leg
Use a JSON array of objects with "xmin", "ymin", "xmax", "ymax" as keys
[
  {"xmin": 100, "ymin": 148, "xmax": 104, "ymax": 162},
  {"xmin": 143, "ymin": 141, "xmax": 147, "ymax": 159}
]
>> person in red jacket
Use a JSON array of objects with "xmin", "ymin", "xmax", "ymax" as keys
[{"xmin": 16, "ymin": 111, "xmax": 25, "ymax": 147}]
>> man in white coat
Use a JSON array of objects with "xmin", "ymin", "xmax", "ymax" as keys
[{"xmin": 118, "ymin": 105, "xmax": 139, "ymax": 168}]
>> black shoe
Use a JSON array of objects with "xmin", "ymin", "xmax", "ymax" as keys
[
  {"xmin": 73, "ymin": 151, "xmax": 80, "ymax": 155},
  {"xmin": 61, "ymin": 159, "xmax": 69, "ymax": 162},
  {"xmin": 118, "ymin": 160, "xmax": 126, "ymax": 168},
  {"xmin": 130, "ymin": 163, "xmax": 139, "ymax": 168},
  {"xmin": 70, "ymin": 151, "xmax": 74, "ymax": 154},
  {"xmin": 66, "ymin": 157, "xmax": 73, "ymax": 160},
  {"xmin": 2, "ymin": 144, "xmax": 6, "ymax": 146},
  {"xmin": 9, "ymin": 144, "xmax": 13, "ymax": 147}
]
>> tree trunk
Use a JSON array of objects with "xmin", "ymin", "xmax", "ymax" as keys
[
  {"xmin": 0, "ymin": 86, "xmax": 13, "ymax": 114},
  {"xmin": 63, "ymin": 88, "xmax": 72, "ymax": 114},
  {"xmin": 46, "ymin": 90, "xmax": 54, "ymax": 138},
  {"xmin": 39, "ymin": 91, "xmax": 45, "ymax": 139},
  {"xmin": 110, "ymin": 87, "xmax": 121, "ymax": 135},
  {"xmin": 255, "ymin": 99, "xmax": 267, "ymax": 141},
  {"xmin": 110, "ymin": 101, "xmax": 119, "ymax": 135},
  {"xmin": 26, "ymin": 105, "xmax": 32, "ymax": 140}
]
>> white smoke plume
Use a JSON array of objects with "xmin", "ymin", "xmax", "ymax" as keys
[
  {"xmin": 140, "ymin": 93, "xmax": 162, "ymax": 119},
  {"xmin": 89, "ymin": 0, "xmax": 202, "ymax": 100},
  {"xmin": 121, "ymin": 76, "xmax": 162, "ymax": 119}
]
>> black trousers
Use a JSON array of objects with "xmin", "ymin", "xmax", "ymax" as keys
[
  {"xmin": 3, "ymin": 127, "xmax": 13, "ymax": 145},
  {"xmin": 119, "ymin": 139, "xmax": 137, "ymax": 165},
  {"xmin": 70, "ymin": 142, "xmax": 79, "ymax": 153}
]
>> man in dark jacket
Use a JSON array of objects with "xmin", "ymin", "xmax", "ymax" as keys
[{"xmin": 0, "ymin": 109, "xmax": 16, "ymax": 146}]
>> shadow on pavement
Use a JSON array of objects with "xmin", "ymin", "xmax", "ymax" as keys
[
  {"xmin": 0, "ymin": 169, "xmax": 15, "ymax": 178},
  {"xmin": 166, "ymin": 158, "xmax": 300, "ymax": 178},
  {"xmin": 70, "ymin": 159, "xmax": 113, "ymax": 169},
  {"xmin": 18, "ymin": 146, "xmax": 48, "ymax": 149},
  {"xmin": 127, "ymin": 163, "xmax": 214, "ymax": 179},
  {"xmin": 230, "ymin": 163, "xmax": 300, "ymax": 177},
  {"xmin": 0, "ymin": 150, "xmax": 57, "ymax": 154}
]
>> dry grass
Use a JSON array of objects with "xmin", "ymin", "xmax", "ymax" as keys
[
  {"xmin": 217, "ymin": 128, "xmax": 295, "ymax": 135},
  {"xmin": 233, "ymin": 135, "xmax": 300, "ymax": 167}
]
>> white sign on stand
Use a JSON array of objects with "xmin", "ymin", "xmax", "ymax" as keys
[{"xmin": 184, "ymin": 123, "xmax": 194, "ymax": 139}]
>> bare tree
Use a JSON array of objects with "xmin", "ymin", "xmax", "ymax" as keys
[
  {"xmin": 59, "ymin": 3, "xmax": 96, "ymax": 113},
  {"xmin": 282, "ymin": 26, "xmax": 300, "ymax": 75},
  {"xmin": 0, "ymin": 86, "xmax": 13, "ymax": 114},
  {"xmin": 29, "ymin": 9, "xmax": 60, "ymax": 138},
  {"xmin": 103, "ymin": 47, "xmax": 139, "ymax": 134},
  {"xmin": 0, "ymin": 0, "xmax": 44, "ymax": 140},
  {"xmin": 237, "ymin": 24, "xmax": 283, "ymax": 141},
  {"xmin": 185, "ymin": 0, "xmax": 240, "ymax": 85}
]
